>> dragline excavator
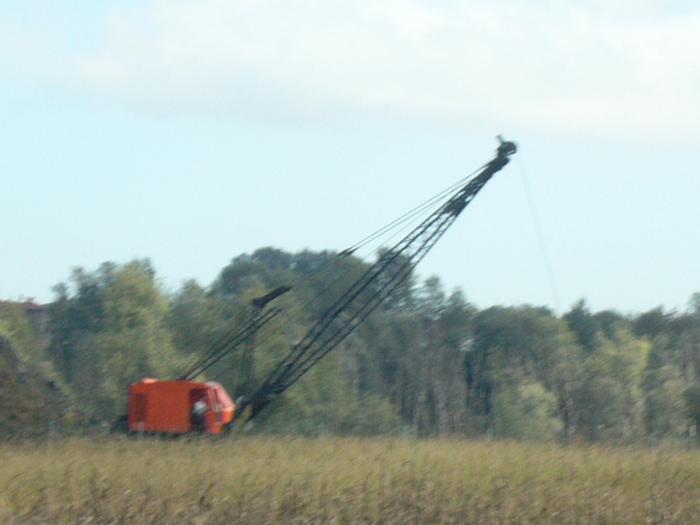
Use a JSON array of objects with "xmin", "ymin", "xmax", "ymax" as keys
[{"xmin": 122, "ymin": 137, "xmax": 517, "ymax": 435}]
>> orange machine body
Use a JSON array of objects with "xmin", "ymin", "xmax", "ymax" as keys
[{"xmin": 128, "ymin": 379, "xmax": 236, "ymax": 435}]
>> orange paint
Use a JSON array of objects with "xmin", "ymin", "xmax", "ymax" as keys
[{"xmin": 128, "ymin": 379, "xmax": 236, "ymax": 435}]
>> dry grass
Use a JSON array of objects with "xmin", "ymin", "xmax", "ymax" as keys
[{"xmin": 1, "ymin": 436, "xmax": 699, "ymax": 524}]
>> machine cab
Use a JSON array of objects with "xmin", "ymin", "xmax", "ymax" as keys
[{"xmin": 128, "ymin": 379, "xmax": 236, "ymax": 435}]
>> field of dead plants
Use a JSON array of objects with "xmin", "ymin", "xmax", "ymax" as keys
[{"xmin": 1, "ymin": 437, "xmax": 699, "ymax": 524}]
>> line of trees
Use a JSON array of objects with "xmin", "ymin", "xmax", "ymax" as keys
[{"xmin": 2, "ymin": 247, "xmax": 699, "ymax": 444}]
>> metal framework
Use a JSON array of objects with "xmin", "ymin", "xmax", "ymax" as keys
[{"xmin": 237, "ymin": 138, "xmax": 517, "ymax": 420}]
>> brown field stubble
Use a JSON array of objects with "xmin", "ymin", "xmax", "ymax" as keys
[{"xmin": 0, "ymin": 437, "xmax": 699, "ymax": 524}]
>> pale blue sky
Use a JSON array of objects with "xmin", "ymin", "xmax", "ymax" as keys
[{"xmin": 1, "ymin": 1, "xmax": 698, "ymax": 313}]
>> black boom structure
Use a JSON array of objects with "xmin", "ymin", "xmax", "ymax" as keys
[{"xmin": 236, "ymin": 137, "xmax": 518, "ymax": 421}]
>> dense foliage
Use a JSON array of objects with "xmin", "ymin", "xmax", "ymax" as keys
[{"xmin": 3, "ymin": 249, "xmax": 700, "ymax": 444}]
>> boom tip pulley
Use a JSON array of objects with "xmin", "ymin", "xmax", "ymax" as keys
[{"xmin": 496, "ymin": 135, "xmax": 517, "ymax": 159}]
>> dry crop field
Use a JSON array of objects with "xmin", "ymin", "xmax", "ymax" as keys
[{"xmin": 1, "ymin": 437, "xmax": 699, "ymax": 524}]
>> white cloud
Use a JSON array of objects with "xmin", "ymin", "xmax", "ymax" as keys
[{"xmin": 52, "ymin": 0, "xmax": 700, "ymax": 140}]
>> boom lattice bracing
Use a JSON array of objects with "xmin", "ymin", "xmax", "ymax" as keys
[{"xmin": 237, "ymin": 138, "xmax": 517, "ymax": 421}]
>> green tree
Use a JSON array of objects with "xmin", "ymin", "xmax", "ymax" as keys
[
  {"xmin": 683, "ymin": 385, "xmax": 700, "ymax": 440},
  {"xmin": 633, "ymin": 307, "xmax": 670, "ymax": 339},
  {"xmin": 492, "ymin": 381, "xmax": 563, "ymax": 441},
  {"xmin": 47, "ymin": 265, "xmax": 109, "ymax": 382},
  {"xmin": 96, "ymin": 261, "xmax": 183, "ymax": 417},
  {"xmin": 0, "ymin": 303, "xmax": 44, "ymax": 365},
  {"xmin": 167, "ymin": 280, "xmax": 232, "ymax": 367},
  {"xmin": 689, "ymin": 293, "xmax": 700, "ymax": 315},
  {"xmin": 0, "ymin": 311, "xmax": 66, "ymax": 436},
  {"xmin": 563, "ymin": 299, "xmax": 599, "ymax": 354},
  {"xmin": 643, "ymin": 356, "xmax": 687, "ymax": 442},
  {"xmin": 46, "ymin": 260, "xmax": 183, "ymax": 421},
  {"xmin": 466, "ymin": 306, "xmax": 570, "ymax": 427},
  {"xmin": 574, "ymin": 329, "xmax": 648, "ymax": 442}
]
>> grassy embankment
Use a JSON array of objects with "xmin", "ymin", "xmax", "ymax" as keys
[{"xmin": 1, "ymin": 437, "xmax": 699, "ymax": 524}]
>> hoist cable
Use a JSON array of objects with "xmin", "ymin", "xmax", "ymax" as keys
[
  {"xmin": 180, "ymin": 307, "xmax": 281, "ymax": 380},
  {"xmin": 287, "ymin": 167, "xmax": 481, "ymax": 313},
  {"xmin": 516, "ymin": 156, "xmax": 561, "ymax": 314},
  {"xmin": 283, "ymin": 163, "xmax": 487, "ymax": 292},
  {"xmin": 342, "ymin": 163, "xmax": 487, "ymax": 256}
]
